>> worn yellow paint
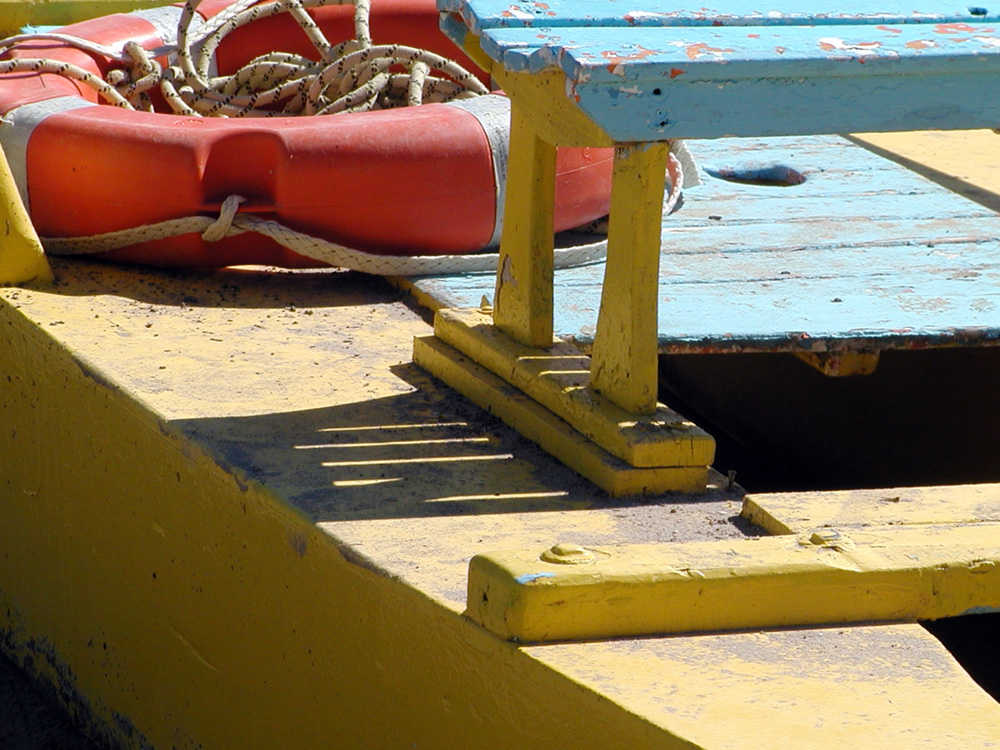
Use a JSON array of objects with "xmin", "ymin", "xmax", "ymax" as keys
[
  {"xmin": 431, "ymin": 307, "xmax": 714, "ymax": 469},
  {"xmin": 589, "ymin": 143, "xmax": 669, "ymax": 414},
  {"xmin": 414, "ymin": 334, "xmax": 707, "ymax": 495},
  {"xmin": 6, "ymin": 257, "xmax": 1000, "ymax": 749},
  {"xmin": 850, "ymin": 130, "xmax": 1000, "ymax": 211},
  {"xmin": 467, "ymin": 523, "xmax": 1000, "ymax": 642},
  {"xmin": 491, "ymin": 68, "xmax": 614, "ymax": 148},
  {"xmin": 526, "ymin": 625, "xmax": 1000, "ymax": 749},
  {"xmin": 492, "ymin": 102, "xmax": 557, "ymax": 348},
  {"xmin": 743, "ymin": 482, "xmax": 1000, "ymax": 535},
  {"xmin": 0, "ymin": 144, "xmax": 51, "ymax": 286},
  {"xmin": 793, "ymin": 350, "xmax": 881, "ymax": 376},
  {"xmin": 0, "ymin": 0, "xmax": 166, "ymax": 33},
  {"xmin": 0, "ymin": 272, "xmax": 709, "ymax": 749}
]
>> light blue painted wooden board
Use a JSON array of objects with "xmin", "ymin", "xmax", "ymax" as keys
[
  {"xmin": 477, "ymin": 23, "xmax": 1000, "ymax": 138},
  {"xmin": 486, "ymin": 23, "xmax": 1000, "ymax": 76},
  {"xmin": 411, "ymin": 135, "xmax": 1000, "ymax": 354},
  {"xmin": 437, "ymin": 0, "xmax": 1000, "ymax": 33}
]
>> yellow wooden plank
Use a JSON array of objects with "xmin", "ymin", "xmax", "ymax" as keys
[
  {"xmin": 0, "ymin": 0, "xmax": 167, "ymax": 33},
  {"xmin": 850, "ymin": 130, "xmax": 1000, "ymax": 211},
  {"xmin": 589, "ymin": 142, "xmax": 670, "ymax": 414},
  {"xmin": 527, "ymin": 624, "xmax": 1000, "ymax": 749},
  {"xmin": 492, "ymin": 103, "xmax": 557, "ymax": 347},
  {"xmin": 0, "ymin": 144, "xmax": 50, "ymax": 286},
  {"xmin": 413, "ymin": 334, "xmax": 707, "ymax": 495},
  {"xmin": 743, "ymin": 482, "xmax": 1000, "ymax": 535},
  {"xmin": 431, "ymin": 307, "xmax": 714, "ymax": 469},
  {"xmin": 467, "ymin": 523, "xmax": 1000, "ymax": 642}
]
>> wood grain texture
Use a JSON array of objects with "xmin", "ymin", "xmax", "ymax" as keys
[{"xmin": 414, "ymin": 135, "xmax": 1000, "ymax": 355}]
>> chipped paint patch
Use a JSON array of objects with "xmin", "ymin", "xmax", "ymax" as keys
[
  {"xmin": 514, "ymin": 572, "xmax": 556, "ymax": 584},
  {"xmin": 601, "ymin": 44, "xmax": 659, "ymax": 74},
  {"xmin": 817, "ymin": 37, "xmax": 885, "ymax": 57},
  {"xmin": 936, "ymin": 22, "xmax": 993, "ymax": 33},
  {"xmin": 683, "ymin": 42, "xmax": 733, "ymax": 61}
]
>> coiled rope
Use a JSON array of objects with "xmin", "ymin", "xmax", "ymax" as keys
[{"xmin": 0, "ymin": 0, "xmax": 691, "ymax": 275}]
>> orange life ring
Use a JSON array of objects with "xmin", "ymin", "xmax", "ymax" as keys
[{"xmin": 0, "ymin": 0, "xmax": 613, "ymax": 269}]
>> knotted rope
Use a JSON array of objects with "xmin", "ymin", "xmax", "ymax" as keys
[
  {"xmin": 0, "ymin": 0, "xmax": 695, "ymax": 274},
  {"xmin": 0, "ymin": 0, "xmax": 489, "ymax": 116}
]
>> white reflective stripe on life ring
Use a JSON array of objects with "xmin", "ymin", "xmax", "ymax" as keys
[
  {"xmin": 0, "ymin": 97, "xmax": 99, "ymax": 213},
  {"xmin": 446, "ymin": 93, "xmax": 509, "ymax": 248},
  {"xmin": 131, "ymin": 5, "xmax": 214, "ymax": 75}
]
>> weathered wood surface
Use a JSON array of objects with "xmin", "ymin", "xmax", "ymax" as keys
[
  {"xmin": 412, "ymin": 135, "xmax": 1000, "ymax": 354},
  {"xmin": 439, "ymin": 0, "xmax": 1000, "ymax": 31},
  {"xmin": 441, "ymin": 0, "xmax": 1000, "ymax": 139}
]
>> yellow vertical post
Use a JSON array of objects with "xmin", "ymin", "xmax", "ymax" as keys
[
  {"xmin": 492, "ymin": 100, "xmax": 556, "ymax": 348},
  {"xmin": 0, "ymin": 143, "xmax": 51, "ymax": 285},
  {"xmin": 589, "ymin": 142, "xmax": 669, "ymax": 415}
]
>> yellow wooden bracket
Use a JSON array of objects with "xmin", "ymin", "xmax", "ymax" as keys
[
  {"xmin": 428, "ymin": 307, "xmax": 713, "ymax": 469},
  {"xmin": 492, "ymin": 100, "xmax": 557, "ymax": 348},
  {"xmin": 0, "ymin": 143, "xmax": 51, "ymax": 286},
  {"xmin": 413, "ymin": 334, "xmax": 707, "ymax": 495},
  {"xmin": 466, "ymin": 524, "xmax": 1000, "ymax": 642}
]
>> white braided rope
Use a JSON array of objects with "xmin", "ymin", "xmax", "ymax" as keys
[
  {"xmin": 40, "ymin": 195, "xmax": 611, "ymax": 275},
  {"xmin": 0, "ymin": 0, "xmax": 488, "ymax": 116},
  {"xmin": 41, "ymin": 154, "xmax": 689, "ymax": 276}
]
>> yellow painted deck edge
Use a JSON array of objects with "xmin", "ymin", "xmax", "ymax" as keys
[
  {"xmin": 413, "ymin": 334, "xmax": 707, "ymax": 496},
  {"xmin": 0, "ymin": 298, "xmax": 701, "ymax": 750}
]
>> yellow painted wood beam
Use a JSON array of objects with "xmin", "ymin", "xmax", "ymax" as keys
[
  {"xmin": 431, "ymin": 307, "xmax": 714, "ymax": 469},
  {"xmin": 492, "ymin": 102, "xmax": 557, "ymax": 348},
  {"xmin": 0, "ymin": 286, "xmax": 702, "ymax": 749},
  {"xmin": 466, "ymin": 523, "xmax": 1000, "ymax": 642},
  {"xmin": 0, "ymin": 144, "xmax": 50, "ymax": 286},
  {"xmin": 589, "ymin": 142, "xmax": 669, "ymax": 414},
  {"xmin": 793, "ymin": 350, "xmax": 881, "ymax": 376},
  {"xmin": 491, "ymin": 69, "xmax": 614, "ymax": 149}
]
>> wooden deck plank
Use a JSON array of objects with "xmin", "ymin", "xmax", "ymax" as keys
[
  {"xmin": 438, "ymin": 0, "xmax": 1000, "ymax": 31},
  {"xmin": 475, "ymin": 23, "xmax": 1000, "ymax": 139},
  {"xmin": 412, "ymin": 134, "xmax": 1000, "ymax": 354}
]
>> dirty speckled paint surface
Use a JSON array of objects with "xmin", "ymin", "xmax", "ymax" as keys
[{"xmin": 4, "ymin": 258, "xmax": 1000, "ymax": 746}]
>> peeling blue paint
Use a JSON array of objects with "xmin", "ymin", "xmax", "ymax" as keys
[
  {"xmin": 958, "ymin": 605, "xmax": 1000, "ymax": 615},
  {"xmin": 415, "ymin": 134, "xmax": 1000, "ymax": 356},
  {"xmin": 515, "ymin": 572, "xmax": 557, "ymax": 584}
]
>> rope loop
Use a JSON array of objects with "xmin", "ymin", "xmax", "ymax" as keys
[{"xmin": 202, "ymin": 195, "xmax": 248, "ymax": 241}]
